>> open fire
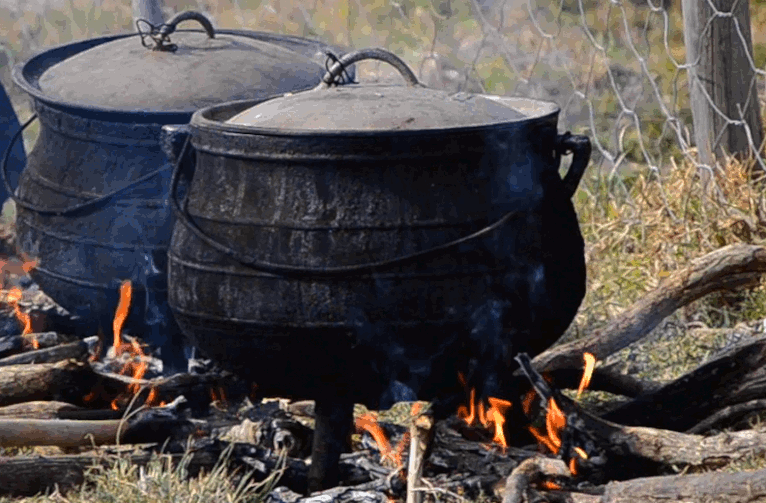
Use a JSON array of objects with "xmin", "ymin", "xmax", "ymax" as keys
[{"xmin": 526, "ymin": 352, "xmax": 596, "ymax": 477}]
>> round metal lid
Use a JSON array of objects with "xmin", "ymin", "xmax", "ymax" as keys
[
  {"xmin": 35, "ymin": 11, "xmax": 327, "ymax": 113},
  {"xmin": 225, "ymin": 48, "xmax": 558, "ymax": 132}
]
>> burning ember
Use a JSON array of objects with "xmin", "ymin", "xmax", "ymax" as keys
[
  {"xmin": 355, "ymin": 412, "xmax": 410, "ymax": 468},
  {"xmin": 527, "ymin": 353, "xmax": 596, "ymax": 475},
  {"xmin": 0, "ymin": 256, "xmax": 39, "ymax": 347},
  {"xmin": 456, "ymin": 373, "xmax": 513, "ymax": 449}
]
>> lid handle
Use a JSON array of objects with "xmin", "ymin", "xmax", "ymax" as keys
[
  {"xmin": 320, "ymin": 48, "xmax": 421, "ymax": 88},
  {"xmin": 137, "ymin": 10, "xmax": 215, "ymax": 52}
]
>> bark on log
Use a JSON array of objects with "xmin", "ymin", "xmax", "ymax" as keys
[
  {"xmin": 0, "ymin": 336, "xmax": 97, "ymax": 366},
  {"xmin": 0, "ymin": 400, "xmax": 196, "ymax": 448},
  {"xmin": 0, "ymin": 401, "xmax": 82, "ymax": 419},
  {"xmin": 686, "ymin": 398, "xmax": 766, "ymax": 434},
  {"xmin": 0, "ymin": 419, "xmax": 125, "ymax": 447},
  {"xmin": 599, "ymin": 466, "xmax": 766, "ymax": 503},
  {"xmin": 0, "ymin": 360, "xmax": 96, "ymax": 407},
  {"xmin": 602, "ymin": 336, "xmax": 766, "ymax": 431},
  {"xmin": 532, "ymin": 244, "xmax": 766, "ymax": 373}
]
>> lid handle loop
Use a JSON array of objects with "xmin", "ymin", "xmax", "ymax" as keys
[
  {"xmin": 319, "ymin": 48, "xmax": 421, "ymax": 88},
  {"xmin": 137, "ymin": 10, "xmax": 215, "ymax": 53}
]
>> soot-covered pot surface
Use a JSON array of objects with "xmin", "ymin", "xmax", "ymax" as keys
[
  {"xmin": 168, "ymin": 48, "xmax": 591, "ymax": 491},
  {"xmin": 6, "ymin": 11, "xmax": 348, "ymax": 372}
]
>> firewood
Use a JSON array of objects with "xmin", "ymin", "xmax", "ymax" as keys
[
  {"xmin": 686, "ymin": 398, "xmax": 766, "ymax": 434},
  {"xmin": 406, "ymin": 411, "xmax": 433, "ymax": 503},
  {"xmin": 597, "ymin": 466, "xmax": 766, "ymax": 503},
  {"xmin": 548, "ymin": 364, "xmax": 661, "ymax": 398},
  {"xmin": 221, "ymin": 416, "xmax": 313, "ymax": 459},
  {"xmin": 266, "ymin": 483, "xmax": 391, "ymax": 503},
  {"xmin": 0, "ymin": 418, "xmax": 125, "ymax": 447},
  {"xmin": 92, "ymin": 369, "xmax": 240, "ymax": 414},
  {"xmin": 602, "ymin": 336, "xmax": 766, "ymax": 431},
  {"xmin": 0, "ymin": 400, "xmax": 83, "ymax": 419},
  {"xmin": 0, "ymin": 336, "xmax": 97, "ymax": 366},
  {"xmin": 501, "ymin": 457, "xmax": 571, "ymax": 503},
  {"xmin": 0, "ymin": 360, "xmax": 96, "ymax": 407},
  {"xmin": 532, "ymin": 244, "xmax": 766, "ymax": 373},
  {"xmin": 517, "ymin": 353, "xmax": 766, "ymax": 478},
  {"xmin": 0, "ymin": 399, "xmax": 196, "ymax": 448}
]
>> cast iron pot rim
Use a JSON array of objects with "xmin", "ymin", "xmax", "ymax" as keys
[
  {"xmin": 11, "ymin": 29, "xmax": 337, "ymax": 123},
  {"xmin": 190, "ymin": 95, "xmax": 562, "ymax": 138}
]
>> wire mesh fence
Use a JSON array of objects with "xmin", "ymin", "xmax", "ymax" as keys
[{"xmin": 2, "ymin": 0, "xmax": 764, "ymax": 178}]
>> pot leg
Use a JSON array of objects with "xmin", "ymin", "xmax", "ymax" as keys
[{"xmin": 307, "ymin": 398, "xmax": 353, "ymax": 494}]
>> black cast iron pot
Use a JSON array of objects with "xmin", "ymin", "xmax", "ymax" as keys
[
  {"xmin": 167, "ymin": 48, "xmax": 591, "ymax": 491},
  {"xmin": 4, "ymin": 11, "xmax": 351, "ymax": 373}
]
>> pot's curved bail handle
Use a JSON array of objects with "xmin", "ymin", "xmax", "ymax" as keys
[
  {"xmin": 138, "ymin": 10, "xmax": 215, "ymax": 52},
  {"xmin": 1, "ymin": 114, "xmax": 35, "ymax": 205},
  {"xmin": 556, "ymin": 132, "xmax": 591, "ymax": 198},
  {"xmin": 320, "ymin": 48, "xmax": 420, "ymax": 88},
  {"xmin": 158, "ymin": 11, "xmax": 215, "ymax": 39}
]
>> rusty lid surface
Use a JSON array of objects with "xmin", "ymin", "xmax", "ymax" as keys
[
  {"xmin": 35, "ymin": 12, "xmax": 327, "ymax": 113},
  {"xmin": 225, "ymin": 48, "xmax": 558, "ymax": 132}
]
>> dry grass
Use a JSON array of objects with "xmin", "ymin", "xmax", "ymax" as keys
[
  {"xmin": 573, "ymin": 156, "xmax": 766, "ymax": 335},
  {"xmin": 0, "ymin": 444, "xmax": 287, "ymax": 503}
]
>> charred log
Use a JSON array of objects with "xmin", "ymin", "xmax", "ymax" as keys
[
  {"xmin": 0, "ymin": 360, "xmax": 96, "ymax": 407},
  {"xmin": 0, "ymin": 336, "xmax": 97, "ymax": 366},
  {"xmin": 547, "ymin": 364, "xmax": 661, "ymax": 398},
  {"xmin": 602, "ymin": 336, "xmax": 766, "ymax": 431},
  {"xmin": 517, "ymin": 353, "xmax": 766, "ymax": 481},
  {"xmin": 500, "ymin": 457, "xmax": 571, "ymax": 503}
]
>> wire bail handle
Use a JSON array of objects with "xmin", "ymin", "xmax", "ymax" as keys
[
  {"xmin": 136, "ymin": 10, "xmax": 215, "ymax": 53},
  {"xmin": 319, "ymin": 48, "xmax": 421, "ymax": 88}
]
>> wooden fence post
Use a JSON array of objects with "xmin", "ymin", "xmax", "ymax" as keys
[{"xmin": 682, "ymin": 0, "xmax": 763, "ymax": 169}]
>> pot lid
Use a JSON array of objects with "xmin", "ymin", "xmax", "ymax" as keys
[
  {"xmin": 225, "ymin": 48, "xmax": 558, "ymax": 131},
  {"xmin": 35, "ymin": 11, "xmax": 327, "ymax": 113}
]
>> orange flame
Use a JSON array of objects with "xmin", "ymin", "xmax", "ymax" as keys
[
  {"xmin": 487, "ymin": 397, "xmax": 512, "ymax": 447},
  {"xmin": 545, "ymin": 398, "xmax": 566, "ymax": 451},
  {"xmin": 458, "ymin": 386, "xmax": 512, "ymax": 449},
  {"xmin": 576, "ymin": 353, "xmax": 596, "ymax": 399},
  {"xmin": 355, "ymin": 413, "xmax": 393, "ymax": 460},
  {"xmin": 113, "ymin": 280, "xmax": 132, "ymax": 352},
  {"xmin": 522, "ymin": 388, "xmax": 536, "ymax": 416},
  {"xmin": 106, "ymin": 280, "xmax": 157, "ymax": 409},
  {"xmin": 4, "ymin": 287, "xmax": 35, "ymax": 345},
  {"xmin": 528, "ymin": 355, "xmax": 596, "ymax": 477}
]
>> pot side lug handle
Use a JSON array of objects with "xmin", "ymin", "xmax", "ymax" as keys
[
  {"xmin": 556, "ymin": 132, "xmax": 591, "ymax": 199},
  {"xmin": 161, "ymin": 124, "xmax": 192, "ymax": 167}
]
